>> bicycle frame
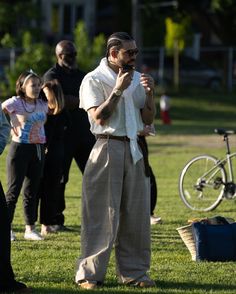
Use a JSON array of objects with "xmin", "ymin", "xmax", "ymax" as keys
[
  {"xmin": 226, "ymin": 152, "xmax": 236, "ymax": 182},
  {"xmin": 224, "ymin": 134, "xmax": 235, "ymax": 182},
  {"xmin": 196, "ymin": 153, "xmax": 236, "ymax": 187},
  {"xmin": 179, "ymin": 129, "xmax": 236, "ymax": 211}
]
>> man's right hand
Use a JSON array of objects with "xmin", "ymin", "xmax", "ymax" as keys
[{"xmin": 114, "ymin": 68, "xmax": 133, "ymax": 92}]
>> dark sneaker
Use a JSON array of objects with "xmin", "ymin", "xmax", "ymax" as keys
[
  {"xmin": 0, "ymin": 281, "xmax": 28, "ymax": 293},
  {"xmin": 51, "ymin": 225, "xmax": 72, "ymax": 232}
]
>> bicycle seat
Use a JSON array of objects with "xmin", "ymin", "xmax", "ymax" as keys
[{"xmin": 214, "ymin": 128, "xmax": 235, "ymax": 135}]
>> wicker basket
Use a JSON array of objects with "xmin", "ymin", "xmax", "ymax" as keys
[{"xmin": 176, "ymin": 224, "xmax": 196, "ymax": 261}]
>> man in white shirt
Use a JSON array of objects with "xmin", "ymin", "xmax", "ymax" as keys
[{"xmin": 75, "ymin": 32, "xmax": 156, "ymax": 289}]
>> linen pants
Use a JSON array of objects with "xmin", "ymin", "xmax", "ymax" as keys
[
  {"xmin": 75, "ymin": 138, "xmax": 151, "ymax": 283},
  {"xmin": 6, "ymin": 142, "xmax": 44, "ymax": 225}
]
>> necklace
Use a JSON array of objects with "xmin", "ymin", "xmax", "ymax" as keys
[{"xmin": 21, "ymin": 98, "xmax": 36, "ymax": 113}]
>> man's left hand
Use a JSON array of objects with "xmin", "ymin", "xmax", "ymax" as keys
[{"xmin": 140, "ymin": 74, "xmax": 155, "ymax": 94}]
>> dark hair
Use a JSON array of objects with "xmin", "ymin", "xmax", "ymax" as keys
[
  {"xmin": 41, "ymin": 79, "xmax": 65, "ymax": 115},
  {"xmin": 55, "ymin": 40, "xmax": 76, "ymax": 56},
  {"xmin": 106, "ymin": 32, "xmax": 134, "ymax": 58},
  {"xmin": 16, "ymin": 70, "xmax": 41, "ymax": 99}
]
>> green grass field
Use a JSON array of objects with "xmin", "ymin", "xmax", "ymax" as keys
[{"xmin": 1, "ymin": 91, "xmax": 236, "ymax": 293}]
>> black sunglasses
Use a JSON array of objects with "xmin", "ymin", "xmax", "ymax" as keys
[
  {"xmin": 61, "ymin": 52, "xmax": 77, "ymax": 58},
  {"xmin": 122, "ymin": 48, "xmax": 139, "ymax": 57}
]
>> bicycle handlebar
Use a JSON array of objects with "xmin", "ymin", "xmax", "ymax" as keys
[{"xmin": 214, "ymin": 129, "xmax": 235, "ymax": 136}]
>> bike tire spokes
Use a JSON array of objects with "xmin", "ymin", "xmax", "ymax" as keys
[{"xmin": 179, "ymin": 155, "xmax": 226, "ymax": 211}]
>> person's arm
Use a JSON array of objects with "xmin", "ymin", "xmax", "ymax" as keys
[
  {"xmin": 140, "ymin": 73, "xmax": 156, "ymax": 125},
  {"xmin": 88, "ymin": 92, "xmax": 121, "ymax": 125},
  {"xmin": 88, "ymin": 69, "xmax": 132, "ymax": 125},
  {"xmin": 0, "ymin": 106, "xmax": 10, "ymax": 154}
]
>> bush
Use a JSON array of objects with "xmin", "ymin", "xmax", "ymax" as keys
[
  {"xmin": 0, "ymin": 31, "xmax": 54, "ymax": 97},
  {"xmin": 0, "ymin": 22, "xmax": 105, "ymax": 97},
  {"xmin": 74, "ymin": 21, "xmax": 105, "ymax": 72}
]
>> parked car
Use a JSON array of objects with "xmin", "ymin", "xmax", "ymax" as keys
[{"xmin": 142, "ymin": 55, "xmax": 223, "ymax": 90}]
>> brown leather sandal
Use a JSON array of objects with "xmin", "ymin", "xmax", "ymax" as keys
[{"xmin": 78, "ymin": 280, "xmax": 99, "ymax": 290}]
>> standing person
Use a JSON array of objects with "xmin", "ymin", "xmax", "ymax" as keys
[
  {"xmin": 160, "ymin": 90, "xmax": 171, "ymax": 124},
  {"xmin": 138, "ymin": 125, "xmax": 162, "ymax": 225},
  {"xmin": 37, "ymin": 80, "xmax": 67, "ymax": 236},
  {"xmin": 43, "ymin": 40, "xmax": 95, "ymax": 231},
  {"xmin": 75, "ymin": 32, "xmax": 156, "ymax": 289},
  {"xmin": 2, "ymin": 70, "xmax": 48, "ymax": 241},
  {"xmin": 0, "ymin": 104, "xmax": 28, "ymax": 292}
]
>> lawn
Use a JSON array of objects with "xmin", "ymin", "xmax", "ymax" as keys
[{"xmin": 1, "ymin": 90, "xmax": 236, "ymax": 293}]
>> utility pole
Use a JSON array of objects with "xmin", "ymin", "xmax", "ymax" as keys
[{"xmin": 132, "ymin": 0, "xmax": 142, "ymax": 70}]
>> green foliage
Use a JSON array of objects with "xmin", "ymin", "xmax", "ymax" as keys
[
  {"xmin": 0, "ymin": 33, "xmax": 15, "ymax": 48},
  {"xmin": 177, "ymin": 0, "xmax": 236, "ymax": 45},
  {"xmin": 2, "ymin": 31, "xmax": 53, "ymax": 96},
  {"xmin": 0, "ymin": 1, "xmax": 41, "ymax": 45},
  {"xmin": 0, "ymin": 21, "xmax": 105, "ymax": 97},
  {"xmin": 22, "ymin": 31, "xmax": 32, "ymax": 51},
  {"xmin": 141, "ymin": 5, "xmax": 166, "ymax": 47},
  {"xmin": 74, "ymin": 21, "xmax": 105, "ymax": 72},
  {"xmin": 165, "ymin": 16, "xmax": 192, "ymax": 55},
  {"xmin": 0, "ymin": 4, "xmax": 14, "ymax": 33},
  {"xmin": 211, "ymin": 0, "xmax": 235, "ymax": 11}
]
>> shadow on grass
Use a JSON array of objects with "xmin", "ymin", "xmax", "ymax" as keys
[
  {"xmin": 158, "ymin": 280, "xmax": 236, "ymax": 292},
  {"xmin": 156, "ymin": 123, "xmax": 235, "ymax": 135},
  {"xmin": 31, "ymin": 289, "xmax": 154, "ymax": 294},
  {"xmin": 25, "ymin": 279, "xmax": 236, "ymax": 293},
  {"xmin": 11, "ymin": 225, "xmax": 81, "ymax": 235}
]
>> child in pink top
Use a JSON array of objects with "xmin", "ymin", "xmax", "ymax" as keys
[{"xmin": 2, "ymin": 70, "xmax": 48, "ymax": 241}]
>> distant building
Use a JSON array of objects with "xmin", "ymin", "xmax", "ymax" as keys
[
  {"xmin": 39, "ymin": 0, "xmax": 130, "ymax": 42},
  {"xmin": 40, "ymin": 0, "xmax": 96, "ymax": 42}
]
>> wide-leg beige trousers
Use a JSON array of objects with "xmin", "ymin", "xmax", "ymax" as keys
[{"xmin": 75, "ymin": 138, "xmax": 151, "ymax": 283}]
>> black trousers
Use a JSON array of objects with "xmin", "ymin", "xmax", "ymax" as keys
[
  {"xmin": 138, "ymin": 136, "xmax": 158, "ymax": 215},
  {"xmin": 5, "ymin": 142, "xmax": 44, "ymax": 225},
  {"xmin": 0, "ymin": 182, "xmax": 15, "ymax": 286},
  {"xmin": 54, "ymin": 132, "xmax": 95, "ymax": 225},
  {"xmin": 38, "ymin": 141, "xmax": 64, "ymax": 225},
  {"xmin": 150, "ymin": 165, "xmax": 158, "ymax": 215}
]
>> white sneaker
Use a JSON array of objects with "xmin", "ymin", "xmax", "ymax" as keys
[
  {"xmin": 150, "ymin": 216, "xmax": 162, "ymax": 225},
  {"xmin": 11, "ymin": 230, "xmax": 16, "ymax": 241},
  {"xmin": 41, "ymin": 225, "xmax": 56, "ymax": 236},
  {"xmin": 24, "ymin": 230, "xmax": 43, "ymax": 241}
]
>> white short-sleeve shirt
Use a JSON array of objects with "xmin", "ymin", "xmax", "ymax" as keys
[{"xmin": 79, "ymin": 70, "xmax": 146, "ymax": 136}]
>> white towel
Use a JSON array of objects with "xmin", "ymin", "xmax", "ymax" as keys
[{"xmin": 95, "ymin": 58, "xmax": 143, "ymax": 164}]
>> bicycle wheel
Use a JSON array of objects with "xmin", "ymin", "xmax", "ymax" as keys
[{"xmin": 179, "ymin": 155, "xmax": 227, "ymax": 211}]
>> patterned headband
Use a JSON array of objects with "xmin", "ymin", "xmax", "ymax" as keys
[{"xmin": 22, "ymin": 69, "xmax": 40, "ymax": 87}]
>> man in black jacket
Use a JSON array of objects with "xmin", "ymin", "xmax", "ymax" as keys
[{"xmin": 43, "ymin": 40, "xmax": 95, "ymax": 230}]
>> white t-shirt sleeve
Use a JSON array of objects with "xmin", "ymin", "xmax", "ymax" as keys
[{"xmin": 79, "ymin": 76, "xmax": 105, "ymax": 111}]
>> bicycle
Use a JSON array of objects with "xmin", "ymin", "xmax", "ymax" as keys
[{"xmin": 179, "ymin": 128, "xmax": 236, "ymax": 212}]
